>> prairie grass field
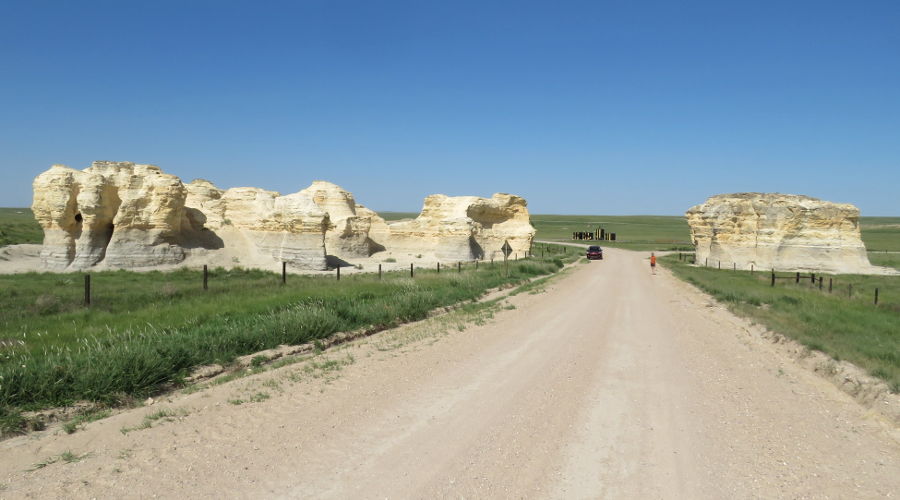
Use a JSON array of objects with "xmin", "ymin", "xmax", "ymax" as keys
[
  {"xmin": 0, "ymin": 251, "xmax": 577, "ymax": 434},
  {"xmin": 531, "ymin": 214, "xmax": 692, "ymax": 251},
  {"xmin": 859, "ymin": 217, "xmax": 900, "ymax": 252},
  {"xmin": 0, "ymin": 208, "xmax": 42, "ymax": 247},
  {"xmin": 662, "ymin": 255, "xmax": 900, "ymax": 392}
]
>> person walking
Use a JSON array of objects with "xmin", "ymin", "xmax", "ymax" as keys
[{"xmin": 650, "ymin": 252, "xmax": 657, "ymax": 275}]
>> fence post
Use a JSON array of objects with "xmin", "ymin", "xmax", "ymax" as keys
[
  {"xmin": 282, "ymin": 262, "xmax": 286, "ymax": 285},
  {"xmin": 458, "ymin": 262, "xmax": 461, "ymax": 273},
  {"xmin": 84, "ymin": 274, "xmax": 91, "ymax": 306},
  {"xmin": 705, "ymin": 258, "xmax": 708, "ymax": 267},
  {"xmin": 437, "ymin": 262, "xmax": 440, "ymax": 273},
  {"xmin": 476, "ymin": 260, "xmax": 479, "ymax": 270},
  {"xmin": 811, "ymin": 273, "xmax": 815, "ymax": 284},
  {"xmin": 795, "ymin": 272, "xmax": 800, "ymax": 284},
  {"xmin": 336, "ymin": 266, "xmax": 340, "ymax": 281},
  {"xmin": 848, "ymin": 283, "xmax": 852, "ymax": 298},
  {"xmin": 751, "ymin": 264, "xmax": 754, "ymax": 273},
  {"xmin": 818, "ymin": 277, "xmax": 823, "ymax": 290},
  {"xmin": 733, "ymin": 262, "xmax": 736, "ymax": 272},
  {"xmin": 378, "ymin": 263, "xmax": 382, "ymax": 280},
  {"xmin": 829, "ymin": 278, "xmax": 832, "ymax": 293},
  {"xmin": 718, "ymin": 260, "xmax": 721, "ymax": 269},
  {"xmin": 875, "ymin": 288, "xmax": 879, "ymax": 305},
  {"xmin": 203, "ymin": 265, "xmax": 208, "ymax": 291},
  {"xmin": 410, "ymin": 263, "xmax": 414, "ymax": 278},
  {"xmin": 771, "ymin": 270, "xmax": 775, "ymax": 287}
]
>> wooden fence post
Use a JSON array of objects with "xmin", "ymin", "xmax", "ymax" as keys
[
  {"xmin": 282, "ymin": 262, "xmax": 286, "ymax": 285},
  {"xmin": 84, "ymin": 274, "xmax": 91, "ymax": 306},
  {"xmin": 875, "ymin": 288, "xmax": 879, "ymax": 305},
  {"xmin": 718, "ymin": 260, "xmax": 721, "ymax": 269},
  {"xmin": 811, "ymin": 273, "xmax": 815, "ymax": 284},
  {"xmin": 818, "ymin": 277, "xmax": 823, "ymax": 290},
  {"xmin": 336, "ymin": 266, "xmax": 340, "ymax": 281},
  {"xmin": 458, "ymin": 262, "xmax": 461, "ymax": 273},
  {"xmin": 378, "ymin": 263, "xmax": 382, "ymax": 280},
  {"xmin": 795, "ymin": 272, "xmax": 800, "ymax": 284},
  {"xmin": 437, "ymin": 262, "xmax": 440, "ymax": 273},
  {"xmin": 203, "ymin": 265, "xmax": 208, "ymax": 291},
  {"xmin": 771, "ymin": 270, "xmax": 775, "ymax": 287},
  {"xmin": 829, "ymin": 278, "xmax": 832, "ymax": 293},
  {"xmin": 733, "ymin": 262, "xmax": 736, "ymax": 272},
  {"xmin": 410, "ymin": 263, "xmax": 414, "ymax": 278}
]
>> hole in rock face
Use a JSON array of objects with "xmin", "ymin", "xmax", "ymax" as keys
[{"xmin": 74, "ymin": 213, "xmax": 83, "ymax": 223}]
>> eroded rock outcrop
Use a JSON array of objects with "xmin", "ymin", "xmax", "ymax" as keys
[
  {"xmin": 387, "ymin": 193, "xmax": 536, "ymax": 261},
  {"xmin": 299, "ymin": 181, "xmax": 387, "ymax": 259},
  {"xmin": 686, "ymin": 193, "xmax": 874, "ymax": 274},
  {"xmin": 33, "ymin": 162, "xmax": 329, "ymax": 270},
  {"xmin": 32, "ymin": 162, "xmax": 187, "ymax": 270},
  {"xmin": 32, "ymin": 162, "xmax": 537, "ymax": 271}
]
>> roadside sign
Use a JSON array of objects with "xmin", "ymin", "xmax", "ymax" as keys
[{"xmin": 501, "ymin": 241, "xmax": 513, "ymax": 258}]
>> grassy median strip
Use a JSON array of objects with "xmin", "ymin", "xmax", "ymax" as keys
[
  {"xmin": 662, "ymin": 255, "xmax": 900, "ymax": 392},
  {"xmin": 0, "ymin": 256, "xmax": 572, "ymax": 435}
]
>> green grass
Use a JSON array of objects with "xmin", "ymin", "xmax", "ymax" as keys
[
  {"xmin": 860, "ymin": 217, "xmax": 900, "ymax": 252},
  {"xmin": 0, "ymin": 255, "xmax": 571, "ymax": 433},
  {"xmin": 662, "ymin": 255, "xmax": 900, "ymax": 392},
  {"xmin": 0, "ymin": 208, "xmax": 42, "ymax": 247},
  {"xmin": 378, "ymin": 211, "xmax": 418, "ymax": 221},
  {"xmin": 531, "ymin": 214, "xmax": 692, "ymax": 251},
  {"xmin": 869, "ymin": 252, "xmax": 900, "ymax": 271}
]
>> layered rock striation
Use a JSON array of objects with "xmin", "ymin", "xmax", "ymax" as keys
[
  {"xmin": 32, "ymin": 162, "xmax": 537, "ymax": 271},
  {"xmin": 386, "ymin": 193, "xmax": 536, "ymax": 261},
  {"xmin": 32, "ymin": 162, "xmax": 329, "ymax": 270},
  {"xmin": 686, "ymin": 193, "xmax": 874, "ymax": 274},
  {"xmin": 32, "ymin": 162, "xmax": 188, "ymax": 270},
  {"xmin": 298, "ymin": 181, "xmax": 388, "ymax": 259}
]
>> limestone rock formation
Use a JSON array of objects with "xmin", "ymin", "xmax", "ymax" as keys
[
  {"xmin": 387, "ymin": 193, "xmax": 536, "ymax": 261},
  {"xmin": 298, "ymin": 181, "xmax": 387, "ymax": 259},
  {"xmin": 32, "ymin": 162, "xmax": 329, "ymax": 271},
  {"xmin": 686, "ymin": 193, "xmax": 874, "ymax": 274},
  {"xmin": 32, "ymin": 162, "xmax": 187, "ymax": 270},
  {"xmin": 32, "ymin": 161, "xmax": 537, "ymax": 271}
]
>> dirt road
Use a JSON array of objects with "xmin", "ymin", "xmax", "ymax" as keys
[{"xmin": 2, "ymin": 249, "xmax": 898, "ymax": 498}]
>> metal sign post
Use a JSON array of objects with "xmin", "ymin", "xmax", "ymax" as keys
[{"xmin": 501, "ymin": 240, "xmax": 513, "ymax": 278}]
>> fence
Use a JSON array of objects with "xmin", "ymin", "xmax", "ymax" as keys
[
  {"xmin": 72, "ymin": 249, "xmax": 552, "ymax": 307},
  {"xmin": 681, "ymin": 255, "xmax": 887, "ymax": 307}
]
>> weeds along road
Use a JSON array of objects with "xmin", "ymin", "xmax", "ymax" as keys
[{"xmin": 2, "ymin": 248, "xmax": 899, "ymax": 498}]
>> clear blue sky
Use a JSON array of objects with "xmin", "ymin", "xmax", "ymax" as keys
[{"xmin": 1, "ymin": 0, "xmax": 898, "ymax": 215}]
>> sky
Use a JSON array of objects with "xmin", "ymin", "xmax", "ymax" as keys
[{"xmin": 1, "ymin": 0, "xmax": 898, "ymax": 215}]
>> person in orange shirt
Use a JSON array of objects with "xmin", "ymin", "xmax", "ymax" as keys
[{"xmin": 650, "ymin": 252, "xmax": 657, "ymax": 274}]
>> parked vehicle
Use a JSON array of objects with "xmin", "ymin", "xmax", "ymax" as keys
[{"xmin": 586, "ymin": 245, "xmax": 603, "ymax": 260}]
